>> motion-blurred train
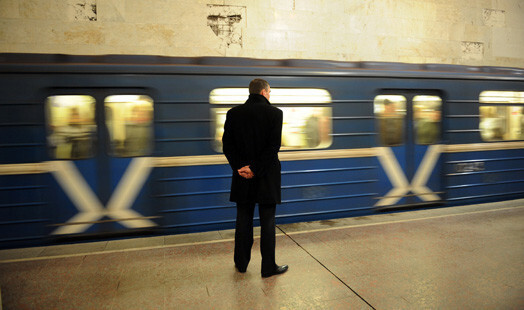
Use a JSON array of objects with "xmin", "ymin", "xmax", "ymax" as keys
[{"xmin": 1, "ymin": 53, "xmax": 523, "ymax": 249}]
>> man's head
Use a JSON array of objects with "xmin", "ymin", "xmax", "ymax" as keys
[{"xmin": 249, "ymin": 78, "xmax": 271, "ymax": 100}]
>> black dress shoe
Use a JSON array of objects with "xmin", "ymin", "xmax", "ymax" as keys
[
  {"xmin": 262, "ymin": 265, "xmax": 288, "ymax": 278},
  {"xmin": 235, "ymin": 265, "xmax": 246, "ymax": 273}
]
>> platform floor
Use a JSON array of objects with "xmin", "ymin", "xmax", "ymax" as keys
[{"xmin": 1, "ymin": 199, "xmax": 523, "ymax": 309}]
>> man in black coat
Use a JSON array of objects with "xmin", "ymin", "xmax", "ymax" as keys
[{"xmin": 222, "ymin": 78, "xmax": 288, "ymax": 278}]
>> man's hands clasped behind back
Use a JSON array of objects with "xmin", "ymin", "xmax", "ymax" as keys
[{"xmin": 238, "ymin": 165, "xmax": 254, "ymax": 179}]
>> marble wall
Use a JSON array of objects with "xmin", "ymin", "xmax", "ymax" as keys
[{"xmin": 0, "ymin": 0, "xmax": 523, "ymax": 67}]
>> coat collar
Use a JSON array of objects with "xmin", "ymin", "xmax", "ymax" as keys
[{"xmin": 247, "ymin": 94, "xmax": 271, "ymax": 105}]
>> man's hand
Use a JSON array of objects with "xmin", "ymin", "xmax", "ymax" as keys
[{"xmin": 238, "ymin": 165, "xmax": 254, "ymax": 179}]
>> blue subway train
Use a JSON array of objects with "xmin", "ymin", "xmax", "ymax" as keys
[{"xmin": 1, "ymin": 53, "xmax": 523, "ymax": 249}]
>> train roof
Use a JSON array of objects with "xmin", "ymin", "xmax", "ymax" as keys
[{"xmin": 1, "ymin": 53, "xmax": 524, "ymax": 80}]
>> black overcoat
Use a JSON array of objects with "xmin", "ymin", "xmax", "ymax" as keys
[{"xmin": 222, "ymin": 94, "xmax": 283, "ymax": 204}]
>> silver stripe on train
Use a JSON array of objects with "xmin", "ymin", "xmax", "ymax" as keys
[{"xmin": 1, "ymin": 142, "xmax": 524, "ymax": 175}]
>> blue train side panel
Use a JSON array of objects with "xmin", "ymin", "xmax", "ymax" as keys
[
  {"xmin": 0, "ymin": 77, "xmax": 49, "ymax": 247},
  {"xmin": 445, "ymin": 149, "xmax": 524, "ymax": 204},
  {"xmin": 154, "ymin": 164, "xmax": 235, "ymax": 234},
  {"xmin": 153, "ymin": 156, "xmax": 380, "ymax": 235},
  {"xmin": 279, "ymin": 157, "xmax": 379, "ymax": 222},
  {"xmin": 1, "ymin": 53, "xmax": 524, "ymax": 249},
  {"xmin": 0, "ymin": 174, "xmax": 50, "ymax": 248}
]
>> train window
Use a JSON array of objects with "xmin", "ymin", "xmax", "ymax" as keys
[
  {"xmin": 46, "ymin": 95, "xmax": 96, "ymax": 159},
  {"xmin": 374, "ymin": 95, "xmax": 406, "ymax": 146},
  {"xmin": 480, "ymin": 91, "xmax": 524, "ymax": 104},
  {"xmin": 210, "ymin": 88, "xmax": 332, "ymax": 151},
  {"xmin": 413, "ymin": 95, "xmax": 441, "ymax": 144},
  {"xmin": 210, "ymin": 88, "xmax": 331, "ymax": 104},
  {"xmin": 479, "ymin": 106, "xmax": 524, "ymax": 141},
  {"xmin": 479, "ymin": 91, "xmax": 524, "ymax": 141},
  {"xmin": 280, "ymin": 106, "xmax": 331, "ymax": 149},
  {"xmin": 105, "ymin": 95, "xmax": 154, "ymax": 157}
]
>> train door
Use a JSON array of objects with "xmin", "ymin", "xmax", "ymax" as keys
[
  {"xmin": 374, "ymin": 92, "xmax": 443, "ymax": 209},
  {"xmin": 45, "ymin": 92, "xmax": 156, "ymax": 236}
]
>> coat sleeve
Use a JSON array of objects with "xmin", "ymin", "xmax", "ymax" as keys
[
  {"xmin": 222, "ymin": 109, "xmax": 242, "ymax": 170},
  {"xmin": 250, "ymin": 108, "xmax": 283, "ymax": 177}
]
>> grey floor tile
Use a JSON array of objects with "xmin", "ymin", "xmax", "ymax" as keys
[
  {"xmin": 0, "ymin": 246, "xmax": 46, "ymax": 262},
  {"xmin": 218, "ymin": 228, "xmax": 236, "ymax": 239},
  {"xmin": 164, "ymin": 230, "xmax": 222, "ymax": 245},
  {"xmin": 38, "ymin": 241, "xmax": 108, "ymax": 257},
  {"xmin": 105, "ymin": 236, "xmax": 165, "ymax": 251}
]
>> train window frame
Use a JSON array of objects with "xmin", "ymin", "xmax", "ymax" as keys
[
  {"xmin": 479, "ymin": 91, "xmax": 524, "ymax": 141},
  {"xmin": 210, "ymin": 88, "xmax": 333, "ymax": 152},
  {"xmin": 45, "ymin": 95, "xmax": 97, "ymax": 160},
  {"xmin": 104, "ymin": 95, "xmax": 155, "ymax": 157},
  {"xmin": 374, "ymin": 95, "xmax": 406, "ymax": 146}
]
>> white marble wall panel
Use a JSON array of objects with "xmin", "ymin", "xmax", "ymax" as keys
[
  {"xmin": 0, "ymin": 0, "xmax": 523, "ymax": 68},
  {"xmin": 97, "ymin": 0, "xmax": 125, "ymax": 22},
  {"xmin": 493, "ymin": 27, "xmax": 524, "ymax": 59},
  {"xmin": 19, "ymin": 0, "xmax": 69, "ymax": 21},
  {"xmin": 0, "ymin": 0, "xmax": 20, "ymax": 19}
]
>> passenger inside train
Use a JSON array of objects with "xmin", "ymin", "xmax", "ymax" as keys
[
  {"xmin": 375, "ymin": 97, "xmax": 405, "ymax": 146},
  {"xmin": 46, "ymin": 96, "xmax": 96, "ymax": 159},
  {"xmin": 414, "ymin": 96, "xmax": 441, "ymax": 145}
]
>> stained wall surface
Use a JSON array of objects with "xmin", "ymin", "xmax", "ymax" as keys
[{"xmin": 0, "ymin": 0, "xmax": 523, "ymax": 67}]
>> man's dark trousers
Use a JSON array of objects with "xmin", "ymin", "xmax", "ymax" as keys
[{"xmin": 234, "ymin": 203, "xmax": 276, "ymax": 274}]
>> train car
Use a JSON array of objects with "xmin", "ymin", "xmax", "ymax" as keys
[{"xmin": 1, "ymin": 53, "xmax": 523, "ymax": 249}]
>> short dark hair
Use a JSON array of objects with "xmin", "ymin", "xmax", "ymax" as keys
[{"xmin": 249, "ymin": 78, "xmax": 269, "ymax": 95}]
